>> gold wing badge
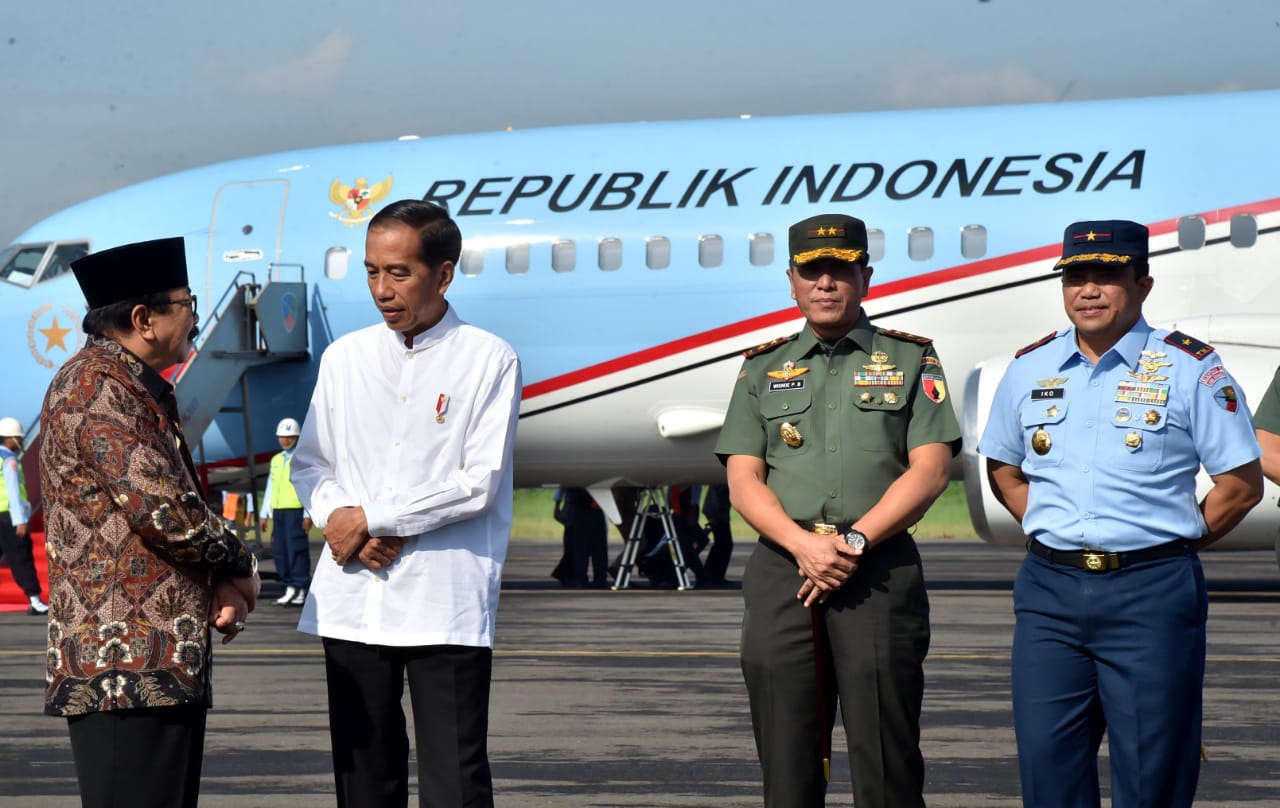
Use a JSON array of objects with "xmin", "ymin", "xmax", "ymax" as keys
[{"xmin": 329, "ymin": 174, "xmax": 394, "ymax": 226}]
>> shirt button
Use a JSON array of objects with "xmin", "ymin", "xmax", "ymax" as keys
[
  {"xmin": 1082, "ymin": 465, "xmax": 1089, "ymax": 472},
  {"xmin": 394, "ymin": 441, "xmax": 401, "ymax": 447},
  {"xmin": 386, "ymin": 486, "xmax": 393, "ymax": 493},
  {"xmin": 829, "ymin": 369, "xmax": 838, "ymax": 376},
  {"xmin": 1083, "ymin": 512, "xmax": 1093, "ymax": 520},
  {"xmin": 828, "ymin": 446, "xmax": 837, "ymax": 453},
  {"xmin": 829, "ymin": 489, "xmax": 837, "ymax": 498},
  {"xmin": 1091, "ymin": 381, "xmax": 1099, "ymax": 387},
  {"xmin": 781, "ymin": 403, "xmax": 789, "ymax": 411},
  {"xmin": 406, "ymin": 351, "xmax": 413, "ymax": 358},
  {"xmin": 401, "ymin": 396, "xmax": 408, "ymax": 402},
  {"xmin": 828, "ymin": 402, "xmax": 836, "ymax": 410}
]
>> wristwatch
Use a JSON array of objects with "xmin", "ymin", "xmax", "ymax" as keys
[{"xmin": 844, "ymin": 529, "xmax": 868, "ymax": 551}]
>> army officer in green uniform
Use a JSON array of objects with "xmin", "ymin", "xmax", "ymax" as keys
[
  {"xmin": 715, "ymin": 214, "xmax": 960, "ymax": 808},
  {"xmin": 1256, "ymin": 367, "xmax": 1280, "ymax": 486}
]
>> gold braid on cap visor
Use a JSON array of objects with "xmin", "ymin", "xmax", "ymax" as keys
[
  {"xmin": 1054, "ymin": 252, "xmax": 1133, "ymax": 269},
  {"xmin": 791, "ymin": 247, "xmax": 866, "ymax": 265}
]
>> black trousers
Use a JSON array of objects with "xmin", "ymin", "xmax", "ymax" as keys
[
  {"xmin": 703, "ymin": 518, "xmax": 734, "ymax": 583},
  {"xmin": 322, "ymin": 637, "xmax": 495, "ymax": 808},
  {"xmin": 0, "ymin": 511, "xmax": 41, "ymax": 597},
  {"xmin": 66, "ymin": 704, "xmax": 208, "ymax": 808}
]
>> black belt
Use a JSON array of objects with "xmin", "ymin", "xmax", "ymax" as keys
[
  {"xmin": 795, "ymin": 520, "xmax": 853, "ymax": 535},
  {"xmin": 1028, "ymin": 537, "xmax": 1191, "ymax": 572}
]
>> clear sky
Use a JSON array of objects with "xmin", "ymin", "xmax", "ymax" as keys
[{"xmin": 3, "ymin": 0, "xmax": 1278, "ymax": 246}]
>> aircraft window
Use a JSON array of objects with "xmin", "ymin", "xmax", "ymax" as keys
[
  {"xmin": 324, "ymin": 246, "xmax": 350, "ymax": 280},
  {"xmin": 699, "ymin": 235, "xmax": 724, "ymax": 268},
  {"xmin": 908, "ymin": 227, "xmax": 934, "ymax": 261},
  {"xmin": 960, "ymin": 225, "xmax": 986, "ymax": 260},
  {"xmin": 1177, "ymin": 216, "xmax": 1206, "ymax": 250},
  {"xmin": 867, "ymin": 229, "xmax": 885, "ymax": 263},
  {"xmin": 749, "ymin": 233, "xmax": 773, "ymax": 266},
  {"xmin": 460, "ymin": 248, "xmax": 484, "ymax": 276},
  {"xmin": 506, "ymin": 243, "xmax": 530, "ymax": 275},
  {"xmin": 646, "ymin": 237, "xmax": 670, "ymax": 270},
  {"xmin": 552, "ymin": 240, "xmax": 576, "ymax": 273},
  {"xmin": 598, "ymin": 238, "xmax": 623, "ymax": 271},
  {"xmin": 1229, "ymin": 213, "xmax": 1257, "ymax": 248},
  {"xmin": 0, "ymin": 244, "xmax": 48, "ymax": 288},
  {"xmin": 39, "ymin": 242, "xmax": 89, "ymax": 284}
]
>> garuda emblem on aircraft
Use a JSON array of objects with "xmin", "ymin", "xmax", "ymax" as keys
[{"xmin": 328, "ymin": 174, "xmax": 393, "ymax": 226}]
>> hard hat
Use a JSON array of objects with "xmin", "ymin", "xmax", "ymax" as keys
[
  {"xmin": 276, "ymin": 418, "xmax": 301, "ymax": 437},
  {"xmin": 0, "ymin": 417, "xmax": 23, "ymax": 439}
]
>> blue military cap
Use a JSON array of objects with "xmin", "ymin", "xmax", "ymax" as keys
[{"xmin": 1053, "ymin": 220, "xmax": 1148, "ymax": 271}]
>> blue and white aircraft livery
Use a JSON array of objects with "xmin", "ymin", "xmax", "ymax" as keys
[{"xmin": 4, "ymin": 91, "xmax": 1278, "ymax": 551}]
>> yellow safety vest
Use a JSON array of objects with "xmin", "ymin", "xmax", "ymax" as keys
[
  {"xmin": 0, "ymin": 452, "xmax": 27, "ymax": 514},
  {"xmin": 268, "ymin": 452, "xmax": 303, "ymax": 510}
]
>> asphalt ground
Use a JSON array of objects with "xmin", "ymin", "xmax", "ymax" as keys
[{"xmin": 2, "ymin": 537, "xmax": 1280, "ymax": 807}]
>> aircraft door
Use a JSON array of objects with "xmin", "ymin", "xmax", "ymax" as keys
[{"xmin": 205, "ymin": 179, "xmax": 290, "ymax": 313}]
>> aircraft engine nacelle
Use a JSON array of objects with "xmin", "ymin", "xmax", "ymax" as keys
[{"xmin": 960, "ymin": 315, "xmax": 1280, "ymax": 552}]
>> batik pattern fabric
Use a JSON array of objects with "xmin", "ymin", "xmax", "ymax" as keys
[{"xmin": 41, "ymin": 336, "xmax": 255, "ymax": 716}]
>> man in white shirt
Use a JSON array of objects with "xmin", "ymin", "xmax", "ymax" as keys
[{"xmin": 291, "ymin": 200, "xmax": 521, "ymax": 808}]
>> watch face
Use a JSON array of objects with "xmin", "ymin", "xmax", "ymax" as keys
[{"xmin": 846, "ymin": 532, "xmax": 866, "ymax": 551}]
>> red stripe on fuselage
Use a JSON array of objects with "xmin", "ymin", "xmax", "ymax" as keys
[{"xmin": 521, "ymin": 198, "xmax": 1280, "ymax": 400}]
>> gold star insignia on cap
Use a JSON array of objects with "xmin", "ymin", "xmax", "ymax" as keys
[{"xmin": 1085, "ymin": 231, "xmax": 1097, "ymax": 241}]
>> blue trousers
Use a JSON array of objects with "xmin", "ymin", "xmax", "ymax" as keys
[
  {"xmin": 1012, "ymin": 550, "xmax": 1207, "ymax": 808},
  {"xmin": 271, "ymin": 508, "xmax": 312, "ymax": 589}
]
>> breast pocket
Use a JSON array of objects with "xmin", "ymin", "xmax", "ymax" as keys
[
  {"xmin": 850, "ymin": 390, "xmax": 909, "ymax": 453},
  {"xmin": 761, "ymin": 388, "xmax": 814, "ymax": 459},
  {"xmin": 1019, "ymin": 399, "xmax": 1068, "ymax": 468},
  {"xmin": 1107, "ymin": 408, "xmax": 1167, "ymax": 471}
]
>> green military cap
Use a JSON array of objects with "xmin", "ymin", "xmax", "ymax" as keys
[{"xmin": 789, "ymin": 214, "xmax": 869, "ymax": 267}]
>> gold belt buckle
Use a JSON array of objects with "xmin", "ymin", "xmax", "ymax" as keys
[
  {"xmin": 811, "ymin": 522, "xmax": 838, "ymax": 535},
  {"xmin": 1082, "ymin": 551, "xmax": 1106, "ymax": 572}
]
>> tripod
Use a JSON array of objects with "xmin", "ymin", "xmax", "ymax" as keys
[{"xmin": 611, "ymin": 486, "xmax": 694, "ymax": 590}]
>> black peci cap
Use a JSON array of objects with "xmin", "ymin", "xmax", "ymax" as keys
[{"xmin": 71, "ymin": 237, "xmax": 189, "ymax": 309}]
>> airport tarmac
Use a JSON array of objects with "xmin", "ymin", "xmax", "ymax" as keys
[{"xmin": 2, "ymin": 538, "xmax": 1279, "ymax": 807}]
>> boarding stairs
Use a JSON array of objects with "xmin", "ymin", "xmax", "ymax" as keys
[
  {"xmin": 173, "ymin": 265, "xmax": 309, "ymax": 442},
  {"xmin": 171, "ymin": 266, "xmax": 309, "ymax": 548}
]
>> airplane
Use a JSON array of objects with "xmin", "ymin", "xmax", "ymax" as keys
[{"xmin": 2, "ymin": 89, "xmax": 1278, "ymax": 557}]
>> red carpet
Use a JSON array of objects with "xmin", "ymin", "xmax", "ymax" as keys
[{"xmin": 0, "ymin": 531, "xmax": 47, "ymax": 613}]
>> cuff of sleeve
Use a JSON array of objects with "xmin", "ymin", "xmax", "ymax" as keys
[
  {"xmin": 977, "ymin": 442, "xmax": 1023, "ymax": 468},
  {"xmin": 362, "ymin": 500, "xmax": 394, "ymax": 538},
  {"xmin": 218, "ymin": 542, "xmax": 257, "ymax": 579}
]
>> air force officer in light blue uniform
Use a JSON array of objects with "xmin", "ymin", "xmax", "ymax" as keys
[{"xmin": 978, "ymin": 220, "xmax": 1263, "ymax": 808}]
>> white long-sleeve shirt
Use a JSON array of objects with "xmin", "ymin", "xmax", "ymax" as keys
[{"xmin": 292, "ymin": 305, "xmax": 521, "ymax": 648}]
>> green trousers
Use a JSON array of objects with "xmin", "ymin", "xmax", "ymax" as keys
[{"xmin": 740, "ymin": 533, "xmax": 930, "ymax": 808}]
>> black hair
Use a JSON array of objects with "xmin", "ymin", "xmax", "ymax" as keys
[
  {"xmin": 370, "ymin": 200, "xmax": 462, "ymax": 269},
  {"xmin": 82, "ymin": 292, "xmax": 181, "ymax": 337}
]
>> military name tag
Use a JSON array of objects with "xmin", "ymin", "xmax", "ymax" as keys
[
  {"xmin": 768, "ymin": 379, "xmax": 806, "ymax": 392},
  {"xmin": 1031, "ymin": 389, "xmax": 1065, "ymax": 400},
  {"xmin": 1114, "ymin": 381, "xmax": 1169, "ymax": 407}
]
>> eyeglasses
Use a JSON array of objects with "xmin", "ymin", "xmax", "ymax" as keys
[{"xmin": 159, "ymin": 295, "xmax": 197, "ymax": 313}]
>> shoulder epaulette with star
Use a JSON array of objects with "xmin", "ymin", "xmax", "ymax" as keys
[
  {"xmin": 1014, "ymin": 331, "xmax": 1058, "ymax": 358},
  {"xmin": 742, "ymin": 334, "xmax": 796, "ymax": 359},
  {"xmin": 1164, "ymin": 330, "xmax": 1214, "ymax": 360},
  {"xmin": 877, "ymin": 327, "xmax": 932, "ymax": 345}
]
